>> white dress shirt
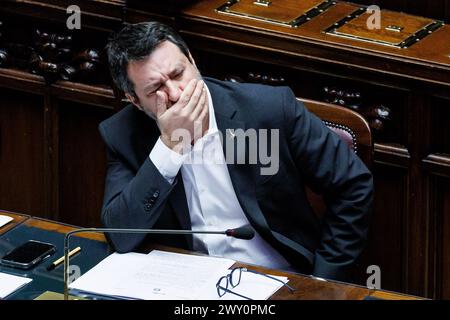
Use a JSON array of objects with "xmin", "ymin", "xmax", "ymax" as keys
[{"xmin": 149, "ymin": 85, "xmax": 291, "ymax": 270}]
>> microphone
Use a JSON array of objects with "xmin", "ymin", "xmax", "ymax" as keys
[
  {"xmin": 63, "ymin": 225, "xmax": 255, "ymax": 300},
  {"xmin": 225, "ymin": 225, "xmax": 255, "ymax": 240}
]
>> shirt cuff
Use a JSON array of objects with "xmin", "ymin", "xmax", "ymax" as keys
[{"xmin": 149, "ymin": 137, "xmax": 190, "ymax": 184}]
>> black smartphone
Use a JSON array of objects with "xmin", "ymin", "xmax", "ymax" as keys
[{"xmin": 0, "ymin": 240, "xmax": 56, "ymax": 270}]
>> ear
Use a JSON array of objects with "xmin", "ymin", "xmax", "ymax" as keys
[
  {"xmin": 125, "ymin": 93, "xmax": 143, "ymax": 111},
  {"xmin": 188, "ymin": 51, "xmax": 197, "ymax": 68}
]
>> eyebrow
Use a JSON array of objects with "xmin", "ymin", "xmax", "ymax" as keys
[{"xmin": 142, "ymin": 63, "xmax": 185, "ymax": 94}]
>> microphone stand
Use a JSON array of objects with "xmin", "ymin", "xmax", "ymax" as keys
[{"xmin": 63, "ymin": 227, "xmax": 253, "ymax": 300}]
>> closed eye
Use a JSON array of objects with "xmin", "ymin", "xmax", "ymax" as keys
[
  {"xmin": 146, "ymin": 85, "xmax": 160, "ymax": 96},
  {"xmin": 173, "ymin": 69, "xmax": 184, "ymax": 79}
]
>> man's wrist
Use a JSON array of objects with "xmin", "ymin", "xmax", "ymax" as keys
[
  {"xmin": 149, "ymin": 137, "xmax": 190, "ymax": 183},
  {"xmin": 160, "ymin": 134, "xmax": 191, "ymax": 155},
  {"xmin": 161, "ymin": 134, "xmax": 181, "ymax": 153}
]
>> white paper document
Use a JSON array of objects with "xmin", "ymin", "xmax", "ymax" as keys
[
  {"xmin": 69, "ymin": 250, "xmax": 289, "ymax": 300},
  {"xmin": 0, "ymin": 272, "xmax": 33, "ymax": 299},
  {"xmin": 70, "ymin": 250, "xmax": 235, "ymax": 299},
  {"xmin": 0, "ymin": 215, "xmax": 13, "ymax": 228}
]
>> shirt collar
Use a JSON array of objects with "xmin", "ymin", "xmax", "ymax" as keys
[{"xmin": 204, "ymin": 83, "xmax": 218, "ymax": 136}]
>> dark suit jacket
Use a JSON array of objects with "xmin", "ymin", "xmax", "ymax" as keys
[{"xmin": 98, "ymin": 77, "xmax": 373, "ymax": 281}]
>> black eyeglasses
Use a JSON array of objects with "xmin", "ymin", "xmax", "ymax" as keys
[{"xmin": 216, "ymin": 267, "xmax": 295, "ymax": 300}]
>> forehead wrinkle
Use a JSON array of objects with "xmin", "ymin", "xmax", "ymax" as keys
[{"xmin": 143, "ymin": 61, "xmax": 185, "ymax": 93}]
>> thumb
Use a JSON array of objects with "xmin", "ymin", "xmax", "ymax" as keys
[{"xmin": 155, "ymin": 91, "xmax": 168, "ymax": 118}]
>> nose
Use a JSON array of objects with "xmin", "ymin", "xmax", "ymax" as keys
[{"xmin": 163, "ymin": 79, "xmax": 182, "ymax": 102}]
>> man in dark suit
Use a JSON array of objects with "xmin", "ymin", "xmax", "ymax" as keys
[{"xmin": 100, "ymin": 21, "xmax": 373, "ymax": 281}]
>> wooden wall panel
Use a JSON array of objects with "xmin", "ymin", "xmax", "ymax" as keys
[
  {"xmin": 428, "ymin": 175, "xmax": 450, "ymax": 299},
  {"xmin": 439, "ymin": 177, "xmax": 450, "ymax": 299},
  {"xmin": 426, "ymin": 93, "xmax": 450, "ymax": 299},
  {"xmin": 430, "ymin": 95, "xmax": 450, "ymax": 155},
  {"xmin": 58, "ymin": 101, "xmax": 112, "ymax": 228},
  {"xmin": 363, "ymin": 164, "xmax": 407, "ymax": 292},
  {"xmin": 0, "ymin": 88, "xmax": 46, "ymax": 216}
]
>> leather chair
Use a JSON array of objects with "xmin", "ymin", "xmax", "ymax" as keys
[{"xmin": 299, "ymin": 98, "xmax": 373, "ymax": 218}]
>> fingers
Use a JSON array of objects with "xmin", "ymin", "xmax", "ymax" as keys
[
  {"xmin": 155, "ymin": 91, "xmax": 168, "ymax": 118},
  {"xmin": 191, "ymin": 88, "xmax": 208, "ymax": 142},
  {"xmin": 182, "ymin": 79, "xmax": 205, "ymax": 114},
  {"xmin": 192, "ymin": 94, "xmax": 209, "ymax": 144},
  {"xmin": 174, "ymin": 78, "xmax": 199, "ymax": 110},
  {"xmin": 197, "ymin": 92, "xmax": 209, "ymax": 124},
  {"xmin": 190, "ymin": 85, "xmax": 207, "ymax": 120}
]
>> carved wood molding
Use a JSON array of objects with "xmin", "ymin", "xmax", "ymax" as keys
[
  {"xmin": 219, "ymin": 71, "xmax": 392, "ymax": 134},
  {"xmin": 224, "ymin": 71, "xmax": 286, "ymax": 86},
  {"xmin": 423, "ymin": 154, "xmax": 450, "ymax": 178},
  {"xmin": 323, "ymin": 86, "xmax": 392, "ymax": 133},
  {"xmin": 0, "ymin": 21, "xmax": 108, "ymax": 85},
  {"xmin": 1, "ymin": 0, "xmax": 125, "ymax": 32}
]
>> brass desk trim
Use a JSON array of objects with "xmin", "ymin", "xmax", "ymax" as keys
[
  {"xmin": 216, "ymin": 0, "xmax": 336, "ymax": 28},
  {"xmin": 325, "ymin": 8, "xmax": 444, "ymax": 49}
]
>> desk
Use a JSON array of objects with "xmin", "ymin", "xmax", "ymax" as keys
[
  {"xmin": 0, "ymin": 210, "xmax": 29, "ymax": 236},
  {"xmin": 0, "ymin": 212, "xmax": 110, "ymax": 300},
  {"xmin": 0, "ymin": 212, "xmax": 423, "ymax": 300}
]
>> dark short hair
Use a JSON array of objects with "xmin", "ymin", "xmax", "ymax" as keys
[{"xmin": 105, "ymin": 21, "xmax": 191, "ymax": 98}]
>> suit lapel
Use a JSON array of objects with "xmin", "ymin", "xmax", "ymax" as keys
[{"xmin": 208, "ymin": 79, "xmax": 272, "ymax": 238}]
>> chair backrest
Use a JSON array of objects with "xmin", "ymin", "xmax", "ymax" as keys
[{"xmin": 298, "ymin": 98, "xmax": 373, "ymax": 217}]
